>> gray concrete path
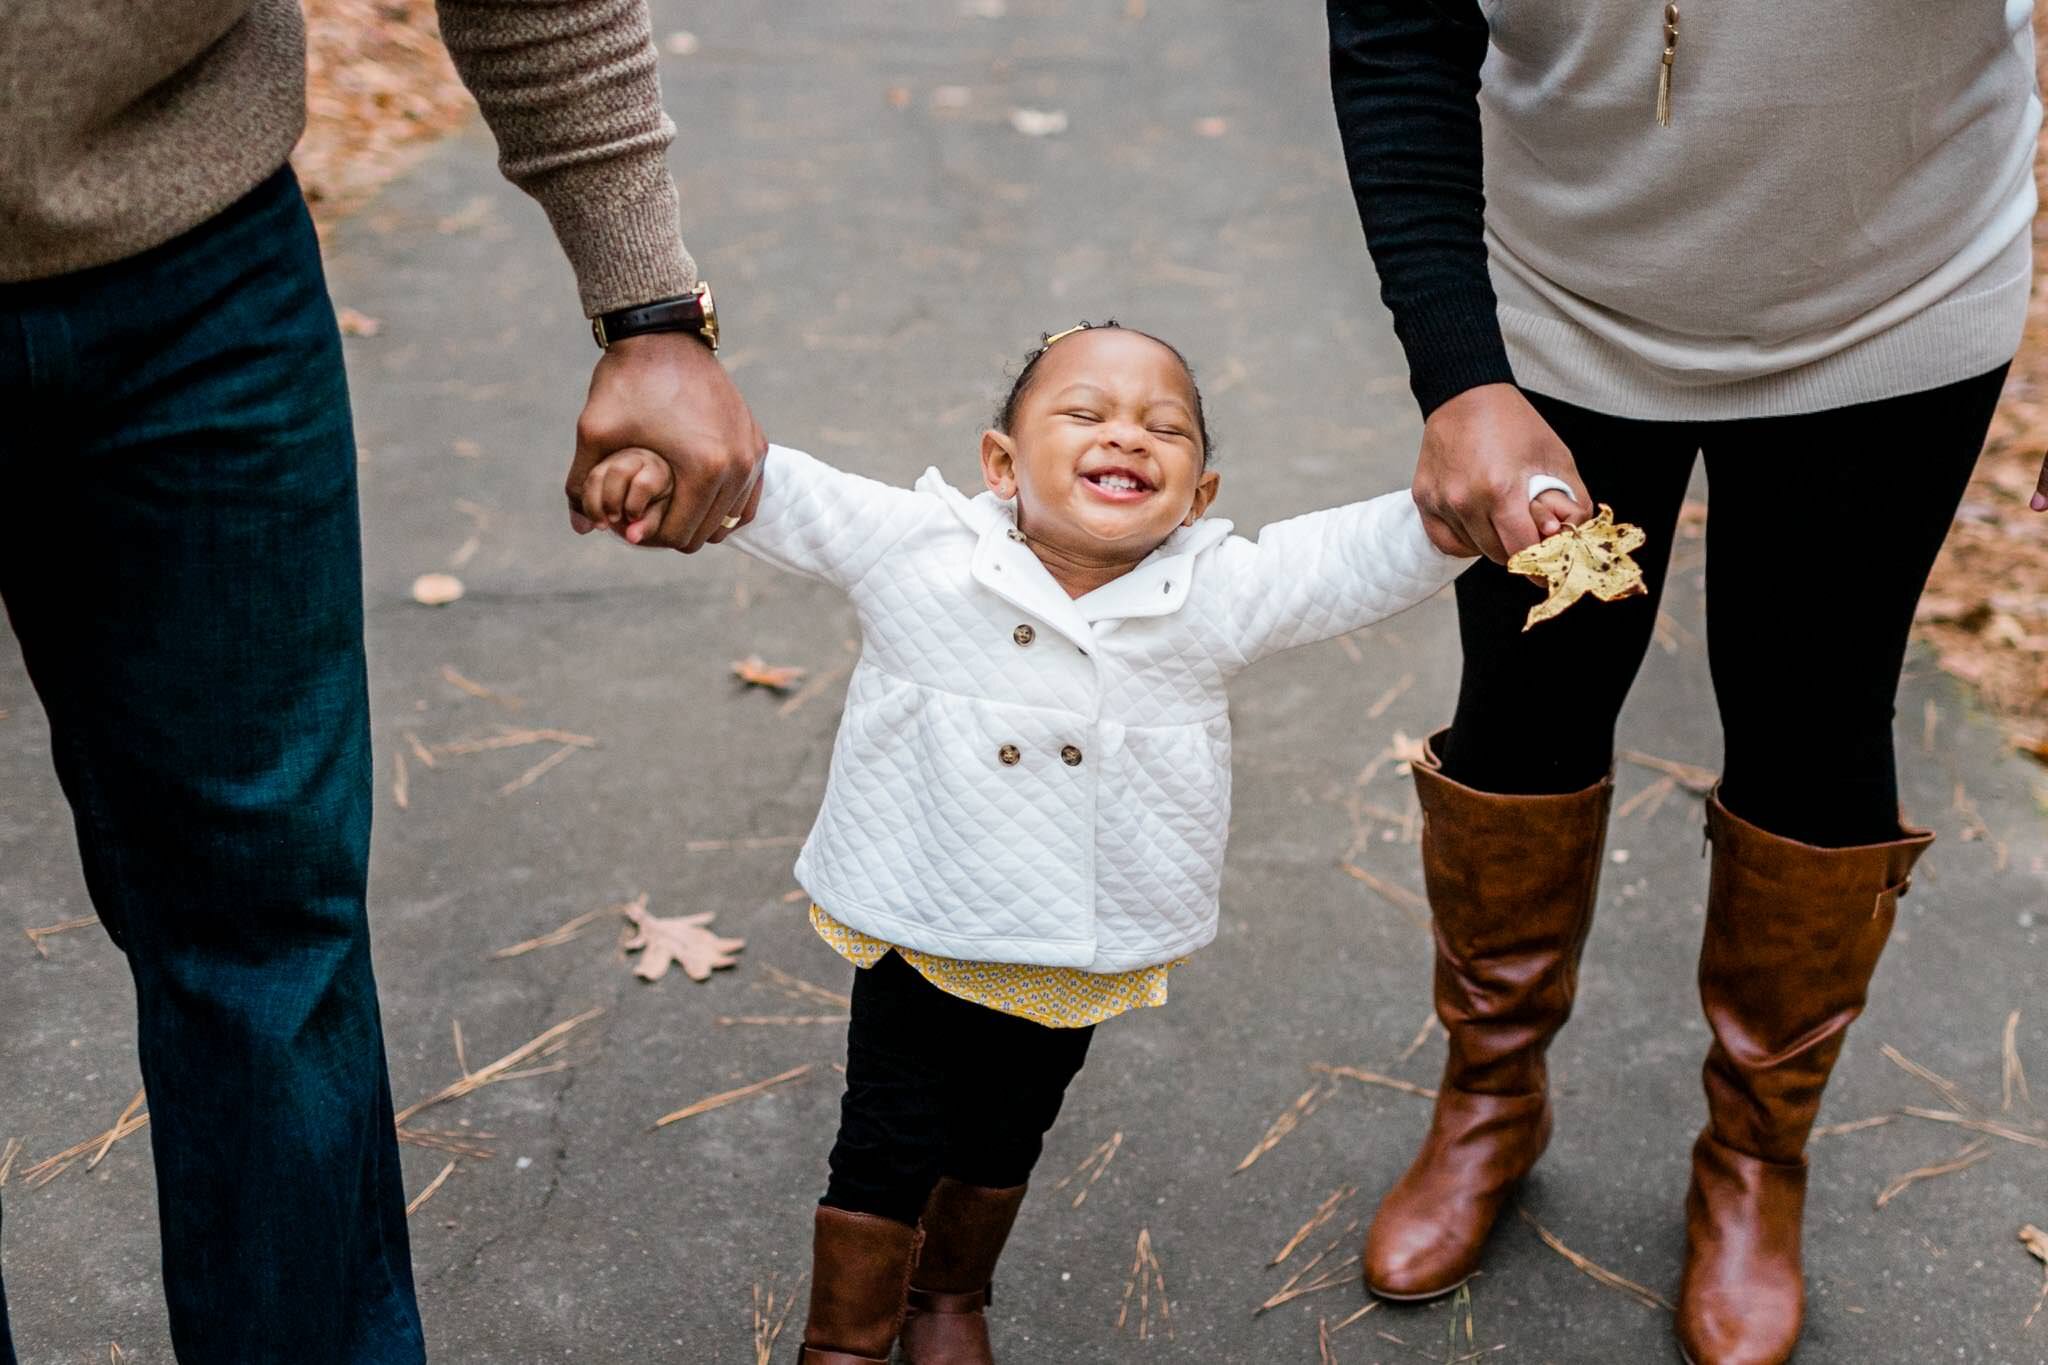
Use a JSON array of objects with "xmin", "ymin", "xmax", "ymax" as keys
[{"xmin": 4, "ymin": 2, "xmax": 2046, "ymax": 1361}]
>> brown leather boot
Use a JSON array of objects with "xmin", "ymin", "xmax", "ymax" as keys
[
  {"xmin": 1676, "ymin": 795, "xmax": 1931, "ymax": 1365},
  {"xmin": 1363, "ymin": 731, "xmax": 1612, "ymax": 1300},
  {"xmin": 798, "ymin": 1206, "xmax": 923, "ymax": 1365},
  {"xmin": 897, "ymin": 1179, "xmax": 1028, "ymax": 1364}
]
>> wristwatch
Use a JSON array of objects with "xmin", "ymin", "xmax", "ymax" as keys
[{"xmin": 590, "ymin": 281, "xmax": 719, "ymax": 352}]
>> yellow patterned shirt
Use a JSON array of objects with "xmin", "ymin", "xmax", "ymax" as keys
[{"xmin": 809, "ymin": 906, "xmax": 1178, "ymax": 1029}]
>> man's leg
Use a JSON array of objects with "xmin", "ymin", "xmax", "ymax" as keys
[
  {"xmin": 0, "ymin": 169, "xmax": 422, "ymax": 1363},
  {"xmin": 1364, "ymin": 393, "xmax": 1701, "ymax": 1299},
  {"xmin": 1673, "ymin": 367, "xmax": 2006, "ymax": 1365}
]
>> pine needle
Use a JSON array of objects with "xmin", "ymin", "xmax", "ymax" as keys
[
  {"xmin": 2003, "ymin": 1009, "xmax": 2032, "ymax": 1115},
  {"xmin": 1338, "ymin": 861, "xmax": 1429, "ymax": 921},
  {"xmin": 1900, "ymin": 1106, "xmax": 2048, "ymax": 1151},
  {"xmin": 88, "ymin": 1089, "xmax": 147, "ymax": 1170},
  {"xmin": 19, "ymin": 1093, "xmax": 150, "ymax": 1188},
  {"xmin": 1330, "ymin": 1300, "xmax": 1379, "ymax": 1333},
  {"xmin": 2021, "ymin": 1224, "xmax": 2048, "ymax": 1330},
  {"xmin": 716, "ymin": 1015, "xmax": 848, "ymax": 1026},
  {"xmin": 753, "ymin": 1278, "xmax": 799, "ymax": 1364},
  {"xmin": 24, "ymin": 915, "xmax": 98, "ymax": 958},
  {"xmin": 405, "ymin": 730, "xmax": 437, "ymax": 768},
  {"xmin": 1874, "ymin": 1138, "xmax": 1992, "ymax": 1208},
  {"xmin": 489, "ymin": 906, "xmax": 609, "ymax": 959},
  {"xmin": 405, "ymin": 1160, "xmax": 457, "ymax": 1216},
  {"xmin": 440, "ymin": 664, "xmax": 521, "ymax": 709},
  {"xmin": 0, "ymin": 1138, "xmax": 20, "ymax": 1187},
  {"xmin": 435, "ymin": 727, "xmax": 596, "ymax": 756},
  {"xmin": 1619, "ymin": 749, "xmax": 1717, "ymax": 794},
  {"xmin": 759, "ymin": 965, "xmax": 852, "ymax": 1009},
  {"xmin": 1235, "ymin": 1082, "xmax": 1337, "ymax": 1174},
  {"xmin": 1882, "ymin": 1044, "xmax": 1982, "ymax": 1116},
  {"xmin": 1314, "ymin": 1063, "xmax": 1439, "ymax": 1101},
  {"xmin": 1395, "ymin": 1014, "xmax": 1441, "ymax": 1065},
  {"xmin": 1050, "ymin": 1131, "xmax": 1124, "ymax": 1208},
  {"xmin": 655, "ymin": 1064, "xmax": 813, "ymax": 1127},
  {"xmin": 498, "ymin": 743, "xmax": 577, "ymax": 795},
  {"xmin": 1812, "ymin": 1114, "xmax": 1897, "ymax": 1140},
  {"xmin": 1520, "ymin": 1211, "xmax": 1673, "ymax": 1312},
  {"xmin": 1271, "ymin": 1185, "xmax": 1357, "ymax": 1265},
  {"xmin": 393, "ymin": 749, "xmax": 410, "ymax": 809},
  {"xmin": 1114, "ymin": 1227, "xmax": 1174, "ymax": 1340},
  {"xmin": 394, "ymin": 1007, "xmax": 603, "ymax": 1127}
]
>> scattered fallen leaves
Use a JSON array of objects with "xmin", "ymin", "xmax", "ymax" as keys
[
  {"xmin": 1115, "ymin": 1226, "xmax": 1174, "ymax": 1339},
  {"xmin": 1520, "ymin": 1210, "xmax": 1673, "ymax": 1312},
  {"xmin": 25, "ymin": 915, "xmax": 98, "ymax": 958},
  {"xmin": 656, "ymin": 1064, "xmax": 813, "ymax": 1127},
  {"xmin": 1505, "ymin": 505, "xmax": 1648, "ymax": 630},
  {"xmin": 621, "ymin": 898, "xmax": 745, "ymax": 982},
  {"xmin": 411, "ymin": 573, "xmax": 465, "ymax": 606},
  {"xmin": 732, "ymin": 655, "xmax": 808, "ymax": 691},
  {"xmin": 295, "ymin": 0, "xmax": 474, "ymax": 230}
]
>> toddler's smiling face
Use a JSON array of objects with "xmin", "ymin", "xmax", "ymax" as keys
[{"xmin": 980, "ymin": 327, "xmax": 1221, "ymax": 577}]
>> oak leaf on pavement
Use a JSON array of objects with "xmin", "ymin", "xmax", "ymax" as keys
[
  {"xmin": 1505, "ymin": 505, "xmax": 1648, "ymax": 631},
  {"xmin": 621, "ymin": 899, "xmax": 745, "ymax": 982}
]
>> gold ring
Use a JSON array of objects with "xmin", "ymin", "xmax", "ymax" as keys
[{"xmin": 720, "ymin": 514, "xmax": 742, "ymax": 530}]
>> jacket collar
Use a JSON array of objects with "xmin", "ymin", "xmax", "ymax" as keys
[{"xmin": 915, "ymin": 468, "xmax": 1234, "ymax": 643}]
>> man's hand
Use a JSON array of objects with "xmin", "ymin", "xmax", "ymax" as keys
[
  {"xmin": 568, "ymin": 331, "xmax": 766, "ymax": 553},
  {"xmin": 1414, "ymin": 383, "xmax": 1592, "ymax": 563}
]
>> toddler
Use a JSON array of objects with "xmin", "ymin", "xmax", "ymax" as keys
[{"xmin": 585, "ymin": 323, "xmax": 1503, "ymax": 1364}]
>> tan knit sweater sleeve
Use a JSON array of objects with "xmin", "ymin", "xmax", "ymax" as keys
[{"xmin": 436, "ymin": 0, "xmax": 695, "ymax": 316}]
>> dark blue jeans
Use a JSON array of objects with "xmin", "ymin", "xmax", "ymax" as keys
[{"xmin": 0, "ymin": 168, "xmax": 424, "ymax": 1363}]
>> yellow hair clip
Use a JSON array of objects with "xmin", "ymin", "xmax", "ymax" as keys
[{"xmin": 1041, "ymin": 322, "xmax": 1093, "ymax": 348}]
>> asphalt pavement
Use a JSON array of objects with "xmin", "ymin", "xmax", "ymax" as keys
[{"xmin": 3, "ymin": 2, "xmax": 2046, "ymax": 1361}]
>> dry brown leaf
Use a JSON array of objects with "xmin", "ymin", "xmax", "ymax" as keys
[
  {"xmin": 622, "ymin": 900, "xmax": 745, "ymax": 982},
  {"xmin": 732, "ymin": 655, "xmax": 808, "ymax": 691},
  {"xmin": 1505, "ymin": 505, "xmax": 1649, "ymax": 630},
  {"xmin": 335, "ymin": 306, "xmax": 382, "ymax": 337},
  {"xmin": 411, "ymin": 573, "xmax": 464, "ymax": 606}
]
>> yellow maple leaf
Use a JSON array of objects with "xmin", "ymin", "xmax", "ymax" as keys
[{"xmin": 1505, "ymin": 505, "xmax": 1648, "ymax": 631}]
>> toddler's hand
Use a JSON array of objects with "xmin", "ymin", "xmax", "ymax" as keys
[{"xmin": 580, "ymin": 447, "xmax": 677, "ymax": 546}]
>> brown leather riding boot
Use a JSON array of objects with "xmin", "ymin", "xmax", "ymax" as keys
[
  {"xmin": 798, "ymin": 1206, "xmax": 923, "ymax": 1365},
  {"xmin": 1363, "ymin": 731, "xmax": 1613, "ymax": 1300},
  {"xmin": 1676, "ymin": 794, "xmax": 1932, "ymax": 1365},
  {"xmin": 897, "ymin": 1179, "xmax": 1028, "ymax": 1364}
]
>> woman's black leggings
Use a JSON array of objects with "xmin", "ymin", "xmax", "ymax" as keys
[
  {"xmin": 1440, "ymin": 366, "xmax": 2009, "ymax": 848},
  {"xmin": 822, "ymin": 951, "xmax": 1095, "ymax": 1225}
]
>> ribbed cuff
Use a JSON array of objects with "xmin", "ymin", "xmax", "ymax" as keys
[
  {"xmin": 1392, "ymin": 287, "xmax": 1517, "ymax": 417},
  {"xmin": 537, "ymin": 170, "xmax": 697, "ymax": 318}
]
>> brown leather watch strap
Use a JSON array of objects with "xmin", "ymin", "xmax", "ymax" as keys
[{"xmin": 590, "ymin": 282, "xmax": 717, "ymax": 350}]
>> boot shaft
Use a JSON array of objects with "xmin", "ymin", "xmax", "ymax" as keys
[
  {"xmin": 1697, "ymin": 794, "xmax": 1932, "ymax": 1162},
  {"xmin": 800, "ymin": 1206, "xmax": 923, "ymax": 1364}
]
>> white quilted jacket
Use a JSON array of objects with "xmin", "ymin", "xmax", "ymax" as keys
[{"xmin": 729, "ymin": 445, "xmax": 1465, "ymax": 972}]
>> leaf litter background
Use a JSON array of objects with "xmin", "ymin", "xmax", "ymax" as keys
[{"xmin": 0, "ymin": 3, "xmax": 2043, "ymax": 1363}]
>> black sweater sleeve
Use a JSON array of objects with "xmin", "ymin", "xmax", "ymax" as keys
[{"xmin": 1328, "ymin": 0, "xmax": 1514, "ymax": 417}]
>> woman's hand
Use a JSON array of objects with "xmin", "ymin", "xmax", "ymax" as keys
[{"xmin": 1414, "ymin": 383, "xmax": 1591, "ymax": 562}]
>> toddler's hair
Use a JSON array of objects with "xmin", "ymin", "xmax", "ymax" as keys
[{"xmin": 992, "ymin": 320, "xmax": 1215, "ymax": 464}]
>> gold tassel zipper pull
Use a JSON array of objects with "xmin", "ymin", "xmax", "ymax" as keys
[{"xmin": 1657, "ymin": 3, "xmax": 1680, "ymax": 127}]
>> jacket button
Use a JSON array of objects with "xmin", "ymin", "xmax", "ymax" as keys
[
  {"xmin": 998, "ymin": 744, "xmax": 1021, "ymax": 766},
  {"xmin": 1060, "ymin": 744, "xmax": 1083, "ymax": 766},
  {"xmin": 1012, "ymin": 624, "xmax": 1035, "ymax": 646}
]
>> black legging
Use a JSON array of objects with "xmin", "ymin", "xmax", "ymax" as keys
[
  {"xmin": 823, "ymin": 951, "xmax": 1095, "ymax": 1225},
  {"xmin": 1441, "ymin": 366, "xmax": 2009, "ymax": 849}
]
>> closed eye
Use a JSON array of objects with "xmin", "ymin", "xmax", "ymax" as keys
[{"xmin": 1062, "ymin": 410, "xmax": 1101, "ymax": 423}]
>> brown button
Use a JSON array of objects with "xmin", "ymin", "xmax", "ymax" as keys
[
  {"xmin": 1012, "ymin": 624, "xmax": 1035, "ymax": 647},
  {"xmin": 998, "ymin": 744, "xmax": 1021, "ymax": 766},
  {"xmin": 1060, "ymin": 744, "xmax": 1083, "ymax": 766}
]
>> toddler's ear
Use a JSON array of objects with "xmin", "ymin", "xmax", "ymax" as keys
[
  {"xmin": 1184, "ymin": 468, "xmax": 1221, "ymax": 525},
  {"xmin": 980, "ymin": 429, "xmax": 1020, "ymax": 499}
]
